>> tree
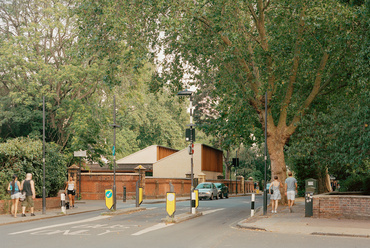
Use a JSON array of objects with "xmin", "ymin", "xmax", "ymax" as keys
[
  {"xmin": 287, "ymin": 0, "xmax": 369, "ymax": 193},
  {"xmin": 0, "ymin": 0, "xmax": 114, "ymax": 160},
  {"xmin": 120, "ymin": 0, "xmax": 362, "ymax": 200}
]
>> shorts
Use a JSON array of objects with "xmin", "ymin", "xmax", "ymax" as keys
[
  {"xmin": 67, "ymin": 190, "xmax": 75, "ymax": 196},
  {"xmin": 287, "ymin": 190, "xmax": 296, "ymax": 200},
  {"xmin": 22, "ymin": 196, "xmax": 34, "ymax": 208},
  {"xmin": 11, "ymin": 192, "xmax": 21, "ymax": 199}
]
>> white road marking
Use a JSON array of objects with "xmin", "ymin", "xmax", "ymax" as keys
[
  {"xmin": 202, "ymin": 208, "xmax": 225, "ymax": 215},
  {"xmin": 131, "ymin": 223, "xmax": 174, "ymax": 236},
  {"xmin": 9, "ymin": 215, "xmax": 111, "ymax": 235}
]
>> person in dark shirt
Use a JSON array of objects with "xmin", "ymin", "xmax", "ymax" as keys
[{"xmin": 21, "ymin": 173, "xmax": 36, "ymax": 217}]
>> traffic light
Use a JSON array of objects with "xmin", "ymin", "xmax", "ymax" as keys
[
  {"xmin": 232, "ymin": 158, "xmax": 239, "ymax": 167},
  {"xmin": 188, "ymin": 143, "xmax": 194, "ymax": 155}
]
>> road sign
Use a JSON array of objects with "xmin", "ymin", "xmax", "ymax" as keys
[
  {"xmin": 74, "ymin": 150, "xmax": 87, "ymax": 157},
  {"xmin": 166, "ymin": 192, "xmax": 176, "ymax": 217},
  {"xmin": 105, "ymin": 189, "xmax": 113, "ymax": 209},
  {"xmin": 194, "ymin": 189, "xmax": 199, "ymax": 208}
]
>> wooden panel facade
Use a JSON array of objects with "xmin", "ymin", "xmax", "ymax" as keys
[
  {"xmin": 157, "ymin": 146, "xmax": 178, "ymax": 161},
  {"xmin": 201, "ymin": 144, "xmax": 223, "ymax": 173}
]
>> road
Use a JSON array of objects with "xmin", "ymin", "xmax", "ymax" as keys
[{"xmin": 1, "ymin": 196, "xmax": 368, "ymax": 248}]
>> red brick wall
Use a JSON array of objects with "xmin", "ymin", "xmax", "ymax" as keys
[
  {"xmin": 0, "ymin": 197, "xmax": 61, "ymax": 214},
  {"xmin": 313, "ymin": 195, "xmax": 370, "ymax": 220},
  {"xmin": 80, "ymin": 173, "xmax": 192, "ymax": 200},
  {"xmin": 79, "ymin": 173, "xmax": 255, "ymax": 200}
]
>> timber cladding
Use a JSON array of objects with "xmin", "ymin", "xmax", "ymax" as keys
[
  {"xmin": 157, "ymin": 146, "xmax": 178, "ymax": 161},
  {"xmin": 201, "ymin": 144, "xmax": 223, "ymax": 173}
]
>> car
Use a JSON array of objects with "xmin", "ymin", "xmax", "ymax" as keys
[
  {"xmin": 195, "ymin": 182, "xmax": 219, "ymax": 200},
  {"xmin": 214, "ymin": 183, "xmax": 229, "ymax": 199},
  {"xmin": 266, "ymin": 183, "xmax": 271, "ymax": 193}
]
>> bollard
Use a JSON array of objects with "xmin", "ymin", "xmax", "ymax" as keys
[
  {"xmin": 61, "ymin": 193, "xmax": 66, "ymax": 214},
  {"xmin": 123, "ymin": 186, "xmax": 126, "ymax": 202},
  {"xmin": 251, "ymin": 193, "xmax": 255, "ymax": 217},
  {"xmin": 191, "ymin": 191, "xmax": 196, "ymax": 214}
]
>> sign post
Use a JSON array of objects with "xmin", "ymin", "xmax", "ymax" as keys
[
  {"xmin": 105, "ymin": 189, "xmax": 114, "ymax": 210},
  {"xmin": 166, "ymin": 192, "xmax": 176, "ymax": 218},
  {"xmin": 74, "ymin": 150, "xmax": 87, "ymax": 200}
]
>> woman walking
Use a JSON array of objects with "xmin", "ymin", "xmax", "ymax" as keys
[
  {"xmin": 65, "ymin": 176, "xmax": 76, "ymax": 208},
  {"xmin": 7, "ymin": 174, "xmax": 22, "ymax": 217},
  {"xmin": 269, "ymin": 175, "xmax": 283, "ymax": 213}
]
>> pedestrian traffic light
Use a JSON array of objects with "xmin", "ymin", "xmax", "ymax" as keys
[{"xmin": 188, "ymin": 143, "xmax": 194, "ymax": 155}]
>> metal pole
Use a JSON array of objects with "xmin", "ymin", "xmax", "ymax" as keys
[
  {"xmin": 42, "ymin": 96, "xmax": 46, "ymax": 214},
  {"xmin": 79, "ymin": 157, "xmax": 81, "ymax": 199},
  {"xmin": 113, "ymin": 95, "xmax": 117, "ymax": 211},
  {"xmin": 190, "ymin": 95, "xmax": 195, "ymax": 214},
  {"xmin": 263, "ymin": 92, "xmax": 268, "ymax": 215},
  {"xmin": 235, "ymin": 151, "xmax": 237, "ymax": 195}
]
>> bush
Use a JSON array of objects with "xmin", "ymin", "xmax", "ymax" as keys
[
  {"xmin": 363, "ymin": 175, "xmax": 370, "ymax": 195},
  {"xmin": 342, "ymin": 174, "xmax": 364, "ymax": 192},
  {"xmin": 0, "ymin": 137, "xmax": 67, "ymax": 200}
]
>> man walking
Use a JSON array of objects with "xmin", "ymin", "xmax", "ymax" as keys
[
  {"xmin": 285, "ymin": 171, "xmax": 298, "ymax": 213},
  {"xmin": 21, "ymin": 173, "xmax": 36, "ymax": 217}
]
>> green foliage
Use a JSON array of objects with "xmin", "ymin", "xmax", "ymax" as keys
[
  {"xmin": 342, "ymin": 174, "xmax": 365, "ymax": 192},
  {"xmin": 0, "ymin": 137, "xmax": 67, "ymax": 200}
]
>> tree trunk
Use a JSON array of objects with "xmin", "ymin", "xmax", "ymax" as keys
[{"xmin": 267, "ymin": 132, "xmax": 288, "ymax": 205}]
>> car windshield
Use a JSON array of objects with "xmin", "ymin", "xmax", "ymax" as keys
[
  {"xmin": 215, "ymin": 184, "xmax": 221, "ymax": 188},
  {"xmin": 197, "ymin": 184, "xmax": 211, "ymax": 189}
]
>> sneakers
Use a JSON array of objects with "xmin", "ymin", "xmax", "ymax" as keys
[
  {"xmin": 31, "ymin": 213, "xmax": 35, "ymax": 216},
  {"xmin": 21, "ymin": 214, "xmax": 26, "ymax": 217}
]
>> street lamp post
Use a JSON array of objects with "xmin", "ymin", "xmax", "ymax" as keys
[
  {"xmin": 110, "ymin": 95, "xmax": 120, "ymax": 211},
  {"xmin": 177, "ymin": 89, "xmax": 196, "ymax": 214},
  {"xmin": 263, "ymin": 92, "xmax": 268, "ymax": 215}
]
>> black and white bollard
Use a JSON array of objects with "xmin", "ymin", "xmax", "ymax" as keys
[
  {"xmin": 251, "ymin": 193, "xmax": 255, "ymax": 217},
  {"xmin": 61, "ymin": 193, "xmax": 66, "ymax": 214},
  {"xmin": 191, "ymin": 191, "xmax": 196, "ymax": 214}
]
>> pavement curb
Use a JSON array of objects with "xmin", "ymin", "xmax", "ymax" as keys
[
  {"xmin": 101, "ymin": 207, "xmax": 147, "ymax": 216},
  {"xmin": 236, "ymin": 206, "xmax": 267, "ymax": 231},
  {"xmin": 162, "ymin": 212, "xmax": 203, "ymax": 224},
  {"xmin": 311, "ymin": 232, "xmax": 370, "ymax": 239}
]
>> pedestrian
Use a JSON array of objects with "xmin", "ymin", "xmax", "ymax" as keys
[
  {"xmin": 269, "ymin": 175, "xmax": 282, "ymax": 213},
  {"xmin": 7, "ymin": 174, "xmax": 22, "ymax": 217},
  {"xmin": 21, "ymin": 173, "xmax": 36, "ymax": 217},
  {"xmin": 285, "ymin": 171, "xmax": 298, "ymax": 213},
  {"xmin": 65, "ymin": 176, "xmax": 76, "ymax": 208}
]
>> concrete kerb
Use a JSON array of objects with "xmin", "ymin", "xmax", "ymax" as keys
[
  {"xmin": 101, "ymin": 207, "xmax": 147, "ymax": 216},
  {"xmin": 237, "ymin": 206, "xmax": 267, "ymax": 231}
]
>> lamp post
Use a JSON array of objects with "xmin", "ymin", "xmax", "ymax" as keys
[
  {"xmin": 42, "ymin": 96, "xmax": 46, "ymax": 214},
  {"xmin": 110, "ymin": 96, "xmax": 120, "ymax": 211},
  {"xmin": 177, "ymin": 89, "xmax": 196, "ymax": 214},
  {"xmin": 263, "ymin": 91, "xmax": 268, "ymax": 215}
]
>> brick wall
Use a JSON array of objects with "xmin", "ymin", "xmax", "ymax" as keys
[
  {"xmin": 79, "ymin": 173, "xmax": 254, "ymax": 200},
  {"xmin": 0, "ymin": 197, "xmax": 61, "ymax": 215},
  {"xmin": 80, "ymin": 173, "xmax": 193, "ymax": 200},
  {"xmin": 313, "ymin": 194, "xmax": 370, "ymax": 220}
]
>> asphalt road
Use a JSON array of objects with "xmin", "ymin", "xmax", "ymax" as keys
[{"xmin": 2, "ymin": 196, "xmax": 368, "ymax": 248}]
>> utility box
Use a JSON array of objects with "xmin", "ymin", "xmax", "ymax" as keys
[
  {"xmin": 305, "ymin": 178, "xmax": 318, "ymax": 194},
  {"xmin": 305, "ymin": 192, "xmax": 314, "ymax": 217}
]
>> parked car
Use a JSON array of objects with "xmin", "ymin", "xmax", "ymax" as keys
[
  {"xmin": 195, "ymin": 182, "xmax": 219, "ymax": 200},
  {"xmin": 266, "ymin": 183, "xmax": 271, "ymax": 193},
  {"xmin": 214, "ymin": 183, "xmax": 229, "ymax": 199}
]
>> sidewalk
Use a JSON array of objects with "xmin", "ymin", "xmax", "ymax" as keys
[{"xmin": 237, "ymin": 198, "xmax": 370, "ymax": 238}]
